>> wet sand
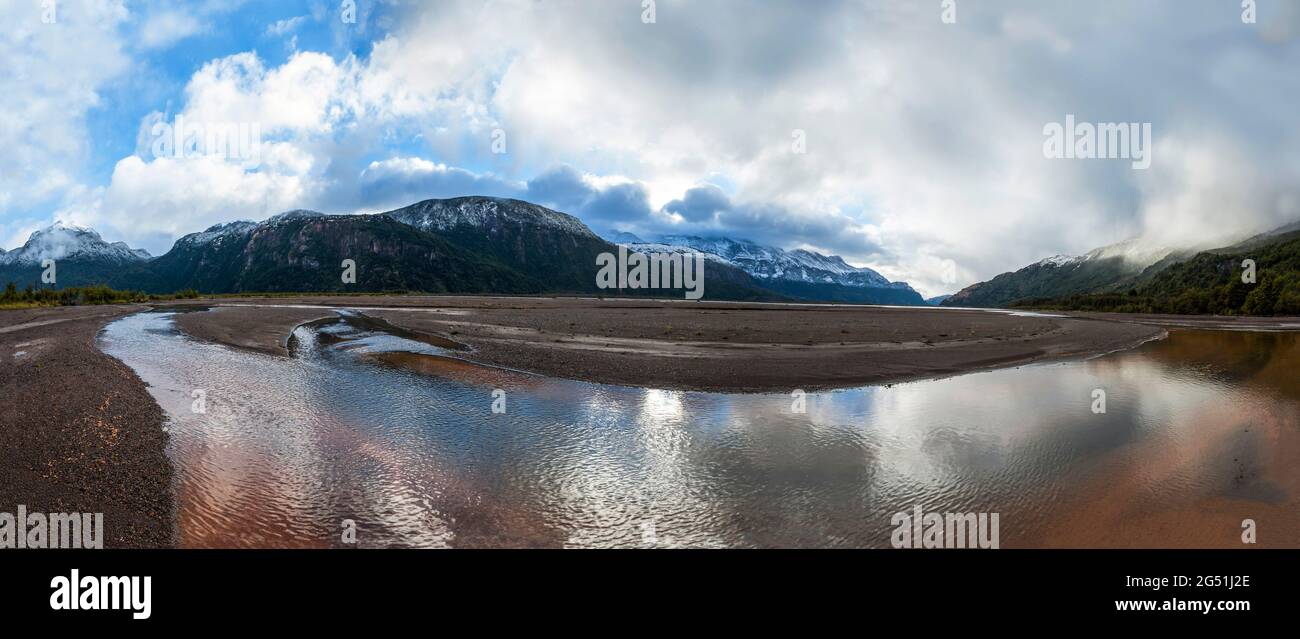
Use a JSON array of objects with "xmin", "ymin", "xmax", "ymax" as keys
[
  {"xmin": 168, "ymin": 295, "xmax": 1169, "ymax": 392},
  {"xmin": 1069, "ymin": 311, "xmax": 1300, "ymax": 332},
  {"xmin": 169, "ymin": 305, "xmax": 339, "ymax": 356},
  {"xmin": 0, "ymin": 305, "xmax": 174, "ymax": 548}
]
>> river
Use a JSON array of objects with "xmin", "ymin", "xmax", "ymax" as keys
[{"xmin": 98, "ymin": 311, "xmax": 1300, "ymax": 548}]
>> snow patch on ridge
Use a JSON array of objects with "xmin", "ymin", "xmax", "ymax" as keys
[
  {"xmin": 385, "ymin": 197, "xmax": 598, "ymax": 238},
  {"xmin": 1034, "ymin": 239, "xmax": 1172, "ymax": 271},
  {"xmin": 179, "ymin": 220, "xmax": 259, "ymax": 246},
  {"xmin": 1036, "ymin": 255, "xmax": 1078, "ymax": 267},
  {"xmin": 0, "ymin": 221, "xmax": 152, "ymax": 265},
  {"xmin": 634, "ymin": 234, "xmax": 915, "ymax": 291}
]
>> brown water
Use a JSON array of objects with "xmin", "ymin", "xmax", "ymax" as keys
[{"xmin": 99, "ymin": 312, "xmax": 1300, "ymax": 548}]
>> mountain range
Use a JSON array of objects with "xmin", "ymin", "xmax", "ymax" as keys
[
  {"xmin": 2, "ymin": 197, "xmax": 919, "ymax": 303},
  {"xmin": 942, "ymin": 238, "xmax": 1187, "ymax": 308},
  {"xmin": 944, "ymin": 221, "xmax": 1300, "ymax": 316},
  {"xmin": 7, "ymin": 198, "xmax": 1297, "ymax": 315},
  {"xmin": 614, "ymin": 233, "xmax": 924, "ymax": 305}
]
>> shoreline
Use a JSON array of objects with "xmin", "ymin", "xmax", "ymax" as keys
[
  {"xmin": 0, "ymin": 305, "xmax": 175, "ymax": 548},
  {"xmin": 1065, "ymin": 311, "xmax": 1300, "ymax": 332},
  {"xmin": 166, "ymin": 295, "xmax": 1176, "ymax": 392}
]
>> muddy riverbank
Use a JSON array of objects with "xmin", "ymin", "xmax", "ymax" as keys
[
  {"xmin": 0, "ymin": 305, "xmax": 174, "ymax": 548},
  {"xmin": 169, "ymin": 296, "xmax": 1169, "ymax": 391}
]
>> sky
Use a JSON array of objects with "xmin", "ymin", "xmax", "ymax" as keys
[{"xmin": 2, "ymin": 0, "xmax": 1299, "ymax": 297}]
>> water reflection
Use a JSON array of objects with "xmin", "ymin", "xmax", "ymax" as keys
[{"xmin": 99, "ymin": 312, "xmax": 1300, "ymax": 548}]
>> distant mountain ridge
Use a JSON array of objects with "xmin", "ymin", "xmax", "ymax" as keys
[
  {"xmin": 646, "ymin": 235, "xmax": 896, "ymax": 287},
  {"xmin": 943, "ymin": 238, "xmax": 1182, "ymax": 308},
  {"xmin": 616, "ymin": 233, "xmax": 926, "ymax": 305},
  {"xmin": 0, "ymin": 222, "xmax": 151, "ymax": 266},
  {"xmin": 0, "ymin": 222, "xmax": 153, "ymax": 289},
  {"xmin": 946, "ymin": 220, "xmax": 1300, "ymax": 316},
  {"xmin": 387, "ymin": 196, "xmax": 597, "ymax": 238}
]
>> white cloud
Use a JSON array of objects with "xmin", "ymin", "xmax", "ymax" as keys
[
  {"xmin": 138, "ymin": 9, "xmax": 203, "ymax": 50},
  {"xmin": 8, "ymin": 0, "xmax": 1300, "ymax": 297},
  {"xmin": 266, "ymin": 15, "xmax": 308, "ymax": 37},
  {"xmin": 61, "ymin": 49, "xmax": 357, "ymax": 251},
  {"xmin": 0, "ymin": 0, "xmax": 130, "ymax": 248},
  {"xmin": 64, "ymin": 152, "xmax": 310, "ymax": 252},
  {"xmin": 180, "ymin": 51, "xmax": 356, "ymax": 134},
  {"xmin": 1135, "ymin": 132, "xmax": 1300, "ymax": 250}
]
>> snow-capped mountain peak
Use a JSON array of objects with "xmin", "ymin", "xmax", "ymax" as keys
[
  {"xmin": 606, "ymin": 230, "xmax": 645, "ymax": 244},
  {"xmin": 616, "ymin": 241, "xmax": 738, "ymax": 267},
  {"xmin": 173, "ymin": 210, "xmax": 347, "ymax": 250},
  {"xmin": 0, "ymin": 222, "xmax": 151, "ymax": 266},
  {"xmin": 1034, "ymin": 240, "xmax": 1171, "ymax": 271},
  {"xmin": 176, "ymin": 220, "xmax": 259, "ymax": 247},
  {"xmin": 384, "ymin": 196, "xmax": 598, "ymax": 238},
  {"xmin": 633, "ymin": 234, "xmax": 914, "ymax": 291},
  {"xmin": 261, "ymin": 209, "xmax": 341, "ymax": 226},
  {"xmin": 1080, "ymin": 238, "xmax": 1171, "ymax": 267},
  {"xmin": 1036, "ymin": 254, "xmax": 1078, "ymax": 268}
]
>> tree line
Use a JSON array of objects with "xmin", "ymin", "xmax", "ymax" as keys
[{"xmin": 1, "ymin": 282, "xmax": 200, "ymax": 308}]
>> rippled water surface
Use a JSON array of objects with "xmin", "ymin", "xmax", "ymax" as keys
[{"xmin": 99, "ymin": 311, "xmax": 1300, "ymax": 548}]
